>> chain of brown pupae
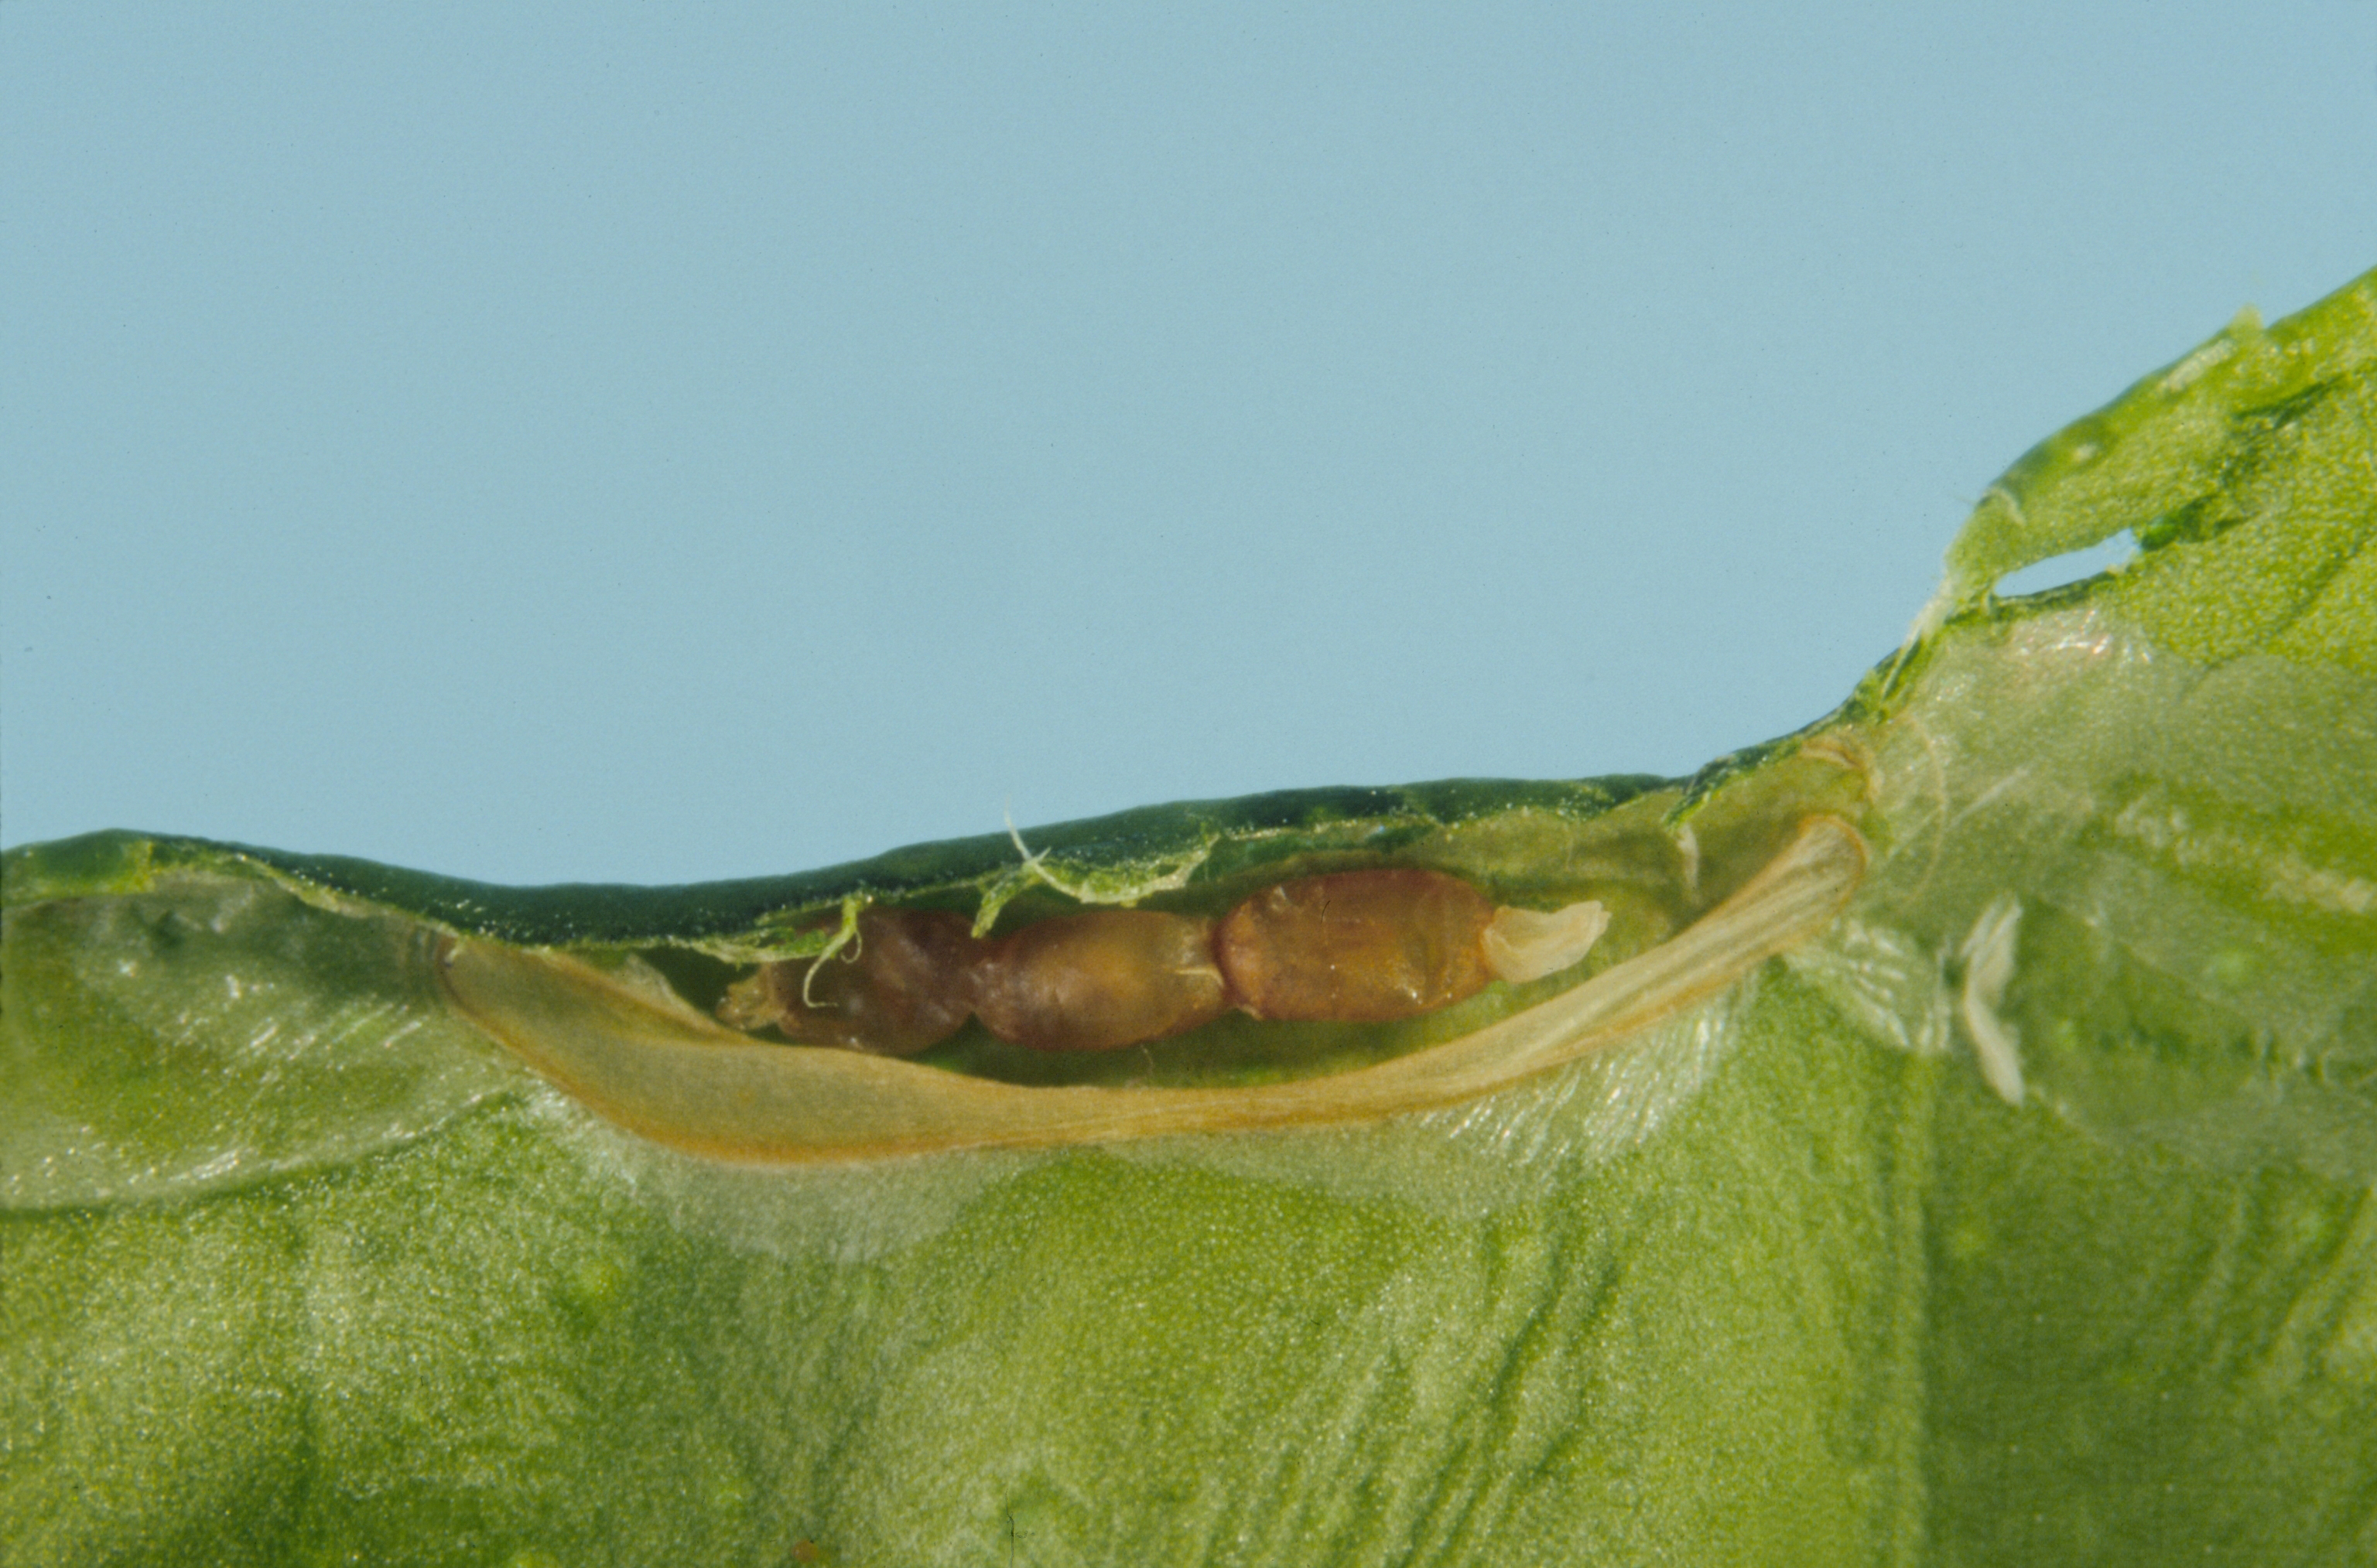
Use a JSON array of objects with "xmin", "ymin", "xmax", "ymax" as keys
[{"xmin": 721, "ymin": 869, "xmax": 1608, "ymax": 1056}]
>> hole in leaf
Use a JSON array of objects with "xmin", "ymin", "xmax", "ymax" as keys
[{"xmin": 1993, "ymin": 530, "xmax": 2136, "ymax": 600}]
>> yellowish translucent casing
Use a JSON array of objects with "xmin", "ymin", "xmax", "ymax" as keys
[{"xmin": 439, "ymin": 815, "xmax": 1867, "ymax": 1164}]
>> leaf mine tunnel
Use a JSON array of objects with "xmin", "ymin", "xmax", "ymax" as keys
[
  {"xmin": 721, "ymin": 869, "xmax": 1613, "ymax": 1055},
  {"xmin": 437, "ymin": 815, "xmax": 1867, "ymax": 1164}
]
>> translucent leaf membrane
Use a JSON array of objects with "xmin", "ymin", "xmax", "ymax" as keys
[
  {"xmin": 0, "ymin": 876, "xmax": 523, "ymax": 1209},
  {"xmin": 1795, "ymin": 265, "xmax": 2377, "ymax": 1182},
  {"xmin": 513, "ymin": 981, "xmax": 1768, "ymax": 1267},
  {"xmin": 1793, "ymin": 610, "xmax": 2377, "ymax": 1180}
]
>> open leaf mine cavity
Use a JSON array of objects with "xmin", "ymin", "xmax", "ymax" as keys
[
  {"xmin": 1, "ymin": 752, "xmax": 1875, "ymax": 1197},
  {"xmin": 436, "ymin": 815, "xmax": 1868, "ymax": 1165}
]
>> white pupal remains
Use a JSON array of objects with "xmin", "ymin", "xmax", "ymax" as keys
[{"xmin": 1483, "ymin": 901, "xmax": 1611, "ymax": 983}]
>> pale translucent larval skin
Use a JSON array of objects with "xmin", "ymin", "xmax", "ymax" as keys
[{"xmin": 3, "ymin": 267, "xmax": 2374, "ymax": 1566}]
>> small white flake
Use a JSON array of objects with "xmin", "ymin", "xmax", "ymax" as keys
[{"xmin": 1958, "ymin": 895, "xmax": 2025, "ymax": 1105}]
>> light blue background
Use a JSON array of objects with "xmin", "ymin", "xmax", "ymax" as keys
[{"xmin": 5, "ymin": 6, "xmax": 2373, "ymax": 885}]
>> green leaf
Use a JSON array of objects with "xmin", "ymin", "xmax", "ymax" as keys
[{"xmin": 5, "ymin": 266, "xmax": 2374, "ymax": 1567}]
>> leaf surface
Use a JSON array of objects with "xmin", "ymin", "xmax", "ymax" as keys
[{"xmin": 5, "ymin": 268, "xmax": 2374, "ymax": 1567}]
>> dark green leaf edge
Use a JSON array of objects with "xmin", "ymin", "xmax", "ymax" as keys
[{"xmin": 0, "ymin": 777, "xmax": 1670, "ymax": 952}]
